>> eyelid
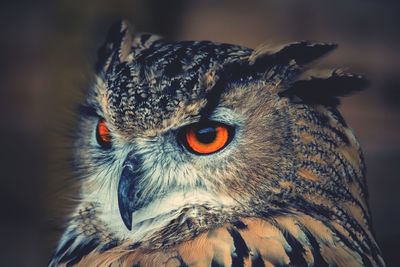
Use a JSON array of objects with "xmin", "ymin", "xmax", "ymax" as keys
[{"xmin": 207, "ymin": 107, "xmax": 243, "ymax": 127}]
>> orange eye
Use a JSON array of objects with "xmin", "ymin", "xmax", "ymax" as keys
[
  {"xmin": 183, "ymin": 122, "xmax": 233, "ymax": 155},
  {"xmin": 96, "ymin": 119, "xmax": 112, "ymax": 148}
]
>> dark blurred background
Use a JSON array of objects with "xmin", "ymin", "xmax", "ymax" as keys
[{"xmin": 0, "ymin": 0, "xmax": 399, "ymax": 266}]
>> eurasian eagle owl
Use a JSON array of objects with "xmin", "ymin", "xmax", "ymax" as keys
[{"xmin": 50, "ymin": 20, "xmax": 385, "ymax": 267}]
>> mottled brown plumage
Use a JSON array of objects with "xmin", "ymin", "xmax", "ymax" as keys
[{"xmin": 50, "ymin": 20, "xmax": 385, "ymax": 266}]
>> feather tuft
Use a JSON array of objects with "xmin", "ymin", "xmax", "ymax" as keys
[
  {"xmin": 249, "ymin": 41, "xmax": 337, "ymax": 70},
  {"xmin": 278, "ymin": 70, "xmax": 369, "ymax": 106}
]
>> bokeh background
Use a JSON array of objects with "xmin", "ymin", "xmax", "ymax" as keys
[{"xmin": 1, "ymin": 0, "xmax": 399, "ymax": 266}]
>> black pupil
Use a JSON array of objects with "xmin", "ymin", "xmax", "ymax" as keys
[{"xmin": 196, "ymin": 127, "xmax": 216, "ymax": 144}]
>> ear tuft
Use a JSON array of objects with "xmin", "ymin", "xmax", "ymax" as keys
[
  {"xmin": 278, "ymin": 70, "xmax": 369, "ymax": 107},
  {"xmin": 249, "ymin": 41, "xmax": 337, "ymax": 70},
  {"xmin": 95, "ymin": 20, "xmax": 133, "ymax": 74},
  {"xmin": 95, "ymin": 20, "xmax": 163, "ymax": 75}
]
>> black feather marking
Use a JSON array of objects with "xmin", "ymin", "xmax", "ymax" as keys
[
  {"xmin": 199, "ymin": 59, "xmax": 255, "ymax": 120},
  {"xmin": 301, "ymin": 228, "xmax": 329, "ymax": 267},
  {"xmin": 99, "ymin": 239, "xmax": 119, "ymax": 252},
  {"xmin": 327, "ymin": 220, "xmax": 381, "ymax": 267},
  {"xmin": 211, "ymin": 258, "xmax": 224, "ymax": 267},
  {"xmin": 232, "ymin": 220, "xmax": 248, "ymax": 230},
  {"xmin": 128, "ymin": 242, "xmax": 141, "ymax": 250},
  {"xmin": 140, "ymin": 33, "xmax": 152, "ymax": 44},
  {"xmin": 326, "ymin": 124, "xmax": 350, "ymax": 145},
  {"xmin": 177, "ymin": 255, "xmax": 189, "ymax": 267},
  {"xmin": 279, "ymin": 73, "xmax": 369, "ymax": 107},
  {"xmin": 51, "ymin": 232, "xmax": 77, "ymax": 261},
  {"xmin": 281, "ymin": 229, "xmax": 308, "ymax": 266},
  {"xmin": 199, "ymin": 69, "xmax": 226, "ymax": 120},
  {"xmin": 328, "ymin": 106, "xmax": 348, "ymax": 127},
  {"xmin": 251, "ymin": 42, "xmax": 337, "ymax": 72},
  {"xmin": 227, "ymin": 227, "xmax": 250, "ymax": 267},
  {"xmin": 59, "ymin": 237, "xmax": 100, "ymax": 266},
  {"xmin": 251, "ymin": 251, "xmax": 265, "ymax": 267}
]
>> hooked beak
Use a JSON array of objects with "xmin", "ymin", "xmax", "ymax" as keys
[{"xmin": 117, "ymin": 153, "xmax": 143, "ymax": 231}]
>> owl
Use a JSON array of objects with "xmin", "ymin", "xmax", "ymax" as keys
[{"xmin": 49, "ymin": 20, "xmax": 385, "ymax": 267}]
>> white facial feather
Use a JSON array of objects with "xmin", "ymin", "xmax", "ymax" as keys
[{"xmin": 81, "ymin": 108, "xmax": 242, "ymax": 241}]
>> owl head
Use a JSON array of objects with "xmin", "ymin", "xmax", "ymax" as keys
[{"xmin": 74, "ymin": 20, "xmax": 369, "ymax": 243}]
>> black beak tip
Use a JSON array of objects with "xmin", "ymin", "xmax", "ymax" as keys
[
  {"xmin": 120, "ymin": 207, "xmax": 133, "ymax": 231},
  {"xmin": 118, "ymin": 171, "xmax": 134, "ymax": 231}
]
